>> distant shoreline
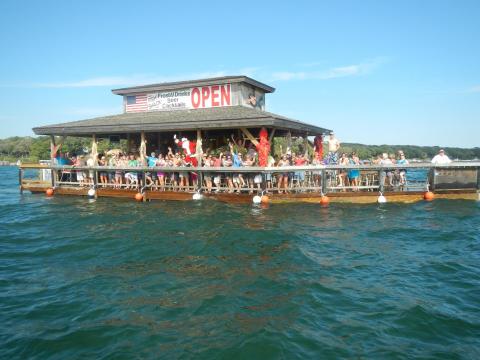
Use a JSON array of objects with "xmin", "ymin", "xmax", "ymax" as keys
[{"xmin": 0, "ymin": 136, "xmax": 479, "ymax": 163}]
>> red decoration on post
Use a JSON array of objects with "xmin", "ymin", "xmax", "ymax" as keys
[
  {"xmin": 256, "ymin": 127, "xmax": 270, "ymax": 167},
  {"xmin": 314, "ymin": 135, "xmax": 323, "ymax": 161}
]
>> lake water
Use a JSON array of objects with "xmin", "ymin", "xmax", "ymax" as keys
[{"xmin": 1, "ymin": 166, "xmax": 479, "ymax": 359}]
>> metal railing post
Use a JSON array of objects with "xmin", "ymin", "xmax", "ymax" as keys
[
  {"xmin": 93, "ymin": 168, "xmax": 98, "ymax": 189},
  {"xmin": 197, "ymin": 169, "xmax": 203, "ymax": 192},
  {"xmin": 476, "ymin": 166, "xmax": 480, "ymax": 191},
  {"xmin": 429, "ymin": 168, "xmax": 436, "ymax": 191},
  {"xmin": 321, "ymin": 169, "xmax": 327, "ymax": 194},
  {"xmin": 378, "ymin": 170, "xmax": 384, "ymax": 193},
  {"xmin": 19, "ymin": 167, "xmax": 23, "ymax": 194},
  {"xmin": 51, "ymin": 168, "xmax": 56, "ymax": 188}
]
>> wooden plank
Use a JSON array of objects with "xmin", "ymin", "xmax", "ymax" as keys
[
  {"xmin": 268, "ymin": 128, "xmax": 276, "ymax": 143},
  {"xmin": 146, "ymin": 191, "xmax": 194, "ymax": 201},
  {"xmin": 97, "ymin": 188, "xmax": 138, "ymax": 198},
  {"xmin": 240, "ymin": 127, "xmax": 259, "ymax": 146}
]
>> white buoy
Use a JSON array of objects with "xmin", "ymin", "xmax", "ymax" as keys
[
  {"xmin": 192, "ymin": 193, "xmax": 203, "ymax": 200},
  {"xmin": 87, "ymin": 188, "xmax": 96, "ymax": 198},
  {"xmin": 252, "ymin": 195, "xmax": 262, "ymax": 204},
  {"xmin": 377, "ymin": 195, "xmax": 387, "ymax": 203}
]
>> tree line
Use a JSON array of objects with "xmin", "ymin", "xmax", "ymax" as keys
[{"xmin": 0, "ymin": 135, "xmax": 479, "ymax": 162}]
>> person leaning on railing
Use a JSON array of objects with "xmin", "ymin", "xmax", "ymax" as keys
[
  {"xmin": 431, "ymin": 149, "xmax": 452, "ymax": 164},
  {"xmin": 347, "ymin": 152, "xmax": 360, "ymax": 191},
  {"xmin": 396, "ymin": 150, "xmax": 409, "ymax": 186}
]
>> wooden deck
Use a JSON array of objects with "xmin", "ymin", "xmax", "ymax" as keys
[
  {"xmin": 19, "ymin": 162, "xmax": 480, "ymax": 204},
  {"xmin": 21, "ymin": 183, "xmax": 478, "ymax": 203}
]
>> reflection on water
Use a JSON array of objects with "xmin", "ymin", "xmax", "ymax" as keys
[{"xmin": 1, "ymin": 167, "xmax": 480, "ymax": 359}]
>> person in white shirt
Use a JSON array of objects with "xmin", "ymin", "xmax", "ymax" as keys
[{"xmin": 431, "ymin": 149, "xmax": 452, "ymax": 164}]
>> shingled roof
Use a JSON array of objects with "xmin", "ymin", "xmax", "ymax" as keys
[
  {"xmin": 32, "ymin": 106, "xmax": 330, "ymax": 137},
  {"xmin": 111, "ymin": 76, "xmax": 275, "ymax": 95}
]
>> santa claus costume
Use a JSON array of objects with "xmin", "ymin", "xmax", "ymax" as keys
[{"xmin": 174, "ymin": 135, "xmax": 198, "ymax": 167}]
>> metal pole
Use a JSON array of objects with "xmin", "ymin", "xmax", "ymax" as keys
[
  {"xmin": 198, "ymin": 169, "xmax": 203, "ymax": 193},
  {"xmin": 93, "ymin": 169, "xmax": 98, "ymax": 198},
  {"xmin": 321, "ymin": 169, "xmax": 327, "ymax": 194},
  {"xmin": 378, "ymin": 170, "xmax": 384, "ymax": 193},
  {"xmin": 19, "ymin": 167, "xmax": 23, "ymax": 194},
  {"xmin": 429, "ymin": 168, "xmax": 436, "ymax": 191}
]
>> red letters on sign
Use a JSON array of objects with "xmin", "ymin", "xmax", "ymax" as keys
[
  {"xmin": 211, "ymin": 85, "xmax": 220, "ymax": 107},
  {"xmin": 201, "ymin": 87, "xmax": 210, "ymax": 108},
  {"xmin": 191, "ymin": 88, "xmax": 201, "ymax": 109},
  {"xmin": 221, "ymin": 84, "xmax": 231, "ymax": 106},
  {"xmin": 191, "ymin": 84, "xmax": 231, "ymax": 109}
]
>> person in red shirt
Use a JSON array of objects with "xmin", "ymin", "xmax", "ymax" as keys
[{"xmin": 293, "ymin": 153, "xmax": 308, "ymax": 187}]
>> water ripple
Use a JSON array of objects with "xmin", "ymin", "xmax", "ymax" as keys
[{"xmin": 1, "ymin": 167, "xmax": 480, "ymax": 359}]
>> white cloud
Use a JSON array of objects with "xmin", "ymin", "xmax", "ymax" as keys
[
  {"xmin": 270, "ymin": 57, "xmax": 387, "ymax": 82},
  {"xmin": 0, "ymin": 59, "xmax": 385, "ymax": 89},
  {"xmin": 468, "ymin": 85, "xmax": 480, "ymax": 93},
  {"xmin": 33, "ymin": 71, "xmax": 233, "ymax": 89}
]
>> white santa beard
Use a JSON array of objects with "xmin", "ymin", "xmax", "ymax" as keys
[{"xmin": 182, "ymin": 142, "xmax": 191, "ymax": 155}]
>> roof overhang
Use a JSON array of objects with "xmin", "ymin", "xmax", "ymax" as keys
[
  {"xmin": 111, "ymin": 76, "xmax": 275, "ymax": 95},
  {"xmin": 33, "ymin": 106, "xmax": 330, "ymax": 137}
]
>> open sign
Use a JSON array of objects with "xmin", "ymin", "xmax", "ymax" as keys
[{"xmin": 191, "ymin": 84, "xmax": 231, "ymax": 109}]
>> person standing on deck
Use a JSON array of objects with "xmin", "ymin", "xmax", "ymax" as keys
[
  {"xmin": 325, "ymin": 132, "xmax": 341, "ymax": 164},
  {"xmin": 431, "ymin": 149, "xmax": 452, "ymax": 164}
]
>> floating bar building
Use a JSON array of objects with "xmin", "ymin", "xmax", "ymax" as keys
[{"xmin": 23, "ymin": 76, "xmax": 479, "ymax": 203}]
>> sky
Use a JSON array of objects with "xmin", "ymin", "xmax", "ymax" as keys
[{"xmin": 0, "ymin": 0, "xmax": 479, "ymax": 147}]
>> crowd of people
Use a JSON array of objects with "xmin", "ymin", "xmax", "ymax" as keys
[{"xmin": 52, "ymin": 133, "xmax": 454, "ymax": 193}]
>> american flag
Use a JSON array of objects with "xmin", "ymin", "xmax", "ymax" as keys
[{"xmin": 125, "ymin": 94, "xmax": 147, "ymax": 112}]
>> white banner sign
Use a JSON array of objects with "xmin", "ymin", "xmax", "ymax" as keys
[{"xmin": 147, "ymin": 84, "xmax": 231, "ymax": 111}]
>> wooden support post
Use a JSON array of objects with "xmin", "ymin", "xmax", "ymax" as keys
[
  {"xmin": 196, "ymin": 129, "xmax": 203, "ymax": 163},
  {"xmin": 50, "ymin": 135, "xmax": 66, "ymax": 162},
  {"xmin": 303, "ymin": 135, "xmax": 309, "ymax": 157},
  {"xmin": 268, "ymin": 128, "xmax": 276, "ymax": 143},
  {"xmin": 286, "ymin": 131, "xmax": 292, "ymax": 154},
  {"xmin": 50, "ymin": 135, "xmax": 56, "ymax": 162},
  {"xmin": 140, "ymin": 131, "xmax": 147, "ymax": 163},
  {"xmin": 91, "ymin": 134, "xmax": 98, "ymax": 164},
  {"xmin": 240, "ymin": 128, "xmax": 259, "ymax": 146},
  {"xmin": 157, "ymin": 133, "xmax": 161, "ymax": 153},
  {"xmin": 127, "ymin": 133, "xmax": 132, "ymax": 153}
]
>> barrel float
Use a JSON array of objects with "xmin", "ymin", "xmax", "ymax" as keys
[
  {"xmin": 424, "ymin": 191, "xmax": 435, "ymax": 201},
  {"xmin": 261, "ymin": 195, "xmax": 269, "ymax": 204},
  {"xmin": 87, "ymin": 188, "xmax": 96, "ymax": 199},
  {"xmin": 252, "ymin": 195, "xmax": 261, "ymax": 204},
  {"xmin": 134, "ymin": 192, "xmax": 143, "ymax": 202},
  {"xmin": 320, "ymin": 195, "xmax": 330, "ymax": 206},
  {"xmin": 45, "ymin": 188, "xmax": 54, "ymax": 197}
]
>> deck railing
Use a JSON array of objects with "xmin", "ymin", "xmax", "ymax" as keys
[{"xmin": 18, "ymin": 162, "xmax": 480, "ymax": 195}]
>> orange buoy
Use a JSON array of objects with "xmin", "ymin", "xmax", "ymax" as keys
[
  {"xmin": 261, "ymin": 195, "xmax": 269, "ymax": 204},
  {"xmin": 45, "ymin": 188, "xmax": 54, "ymax": 197},
  {"xmin": 134, "ymin": 192, "xmax": 143, "ymax": 202},
  {"xmin": 424, "ymin": 191, "xmax": 435, "ymax": 201},
  {"xmin": 320, "ymin": 195, "xmax": 330, "ymax": 206}
]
